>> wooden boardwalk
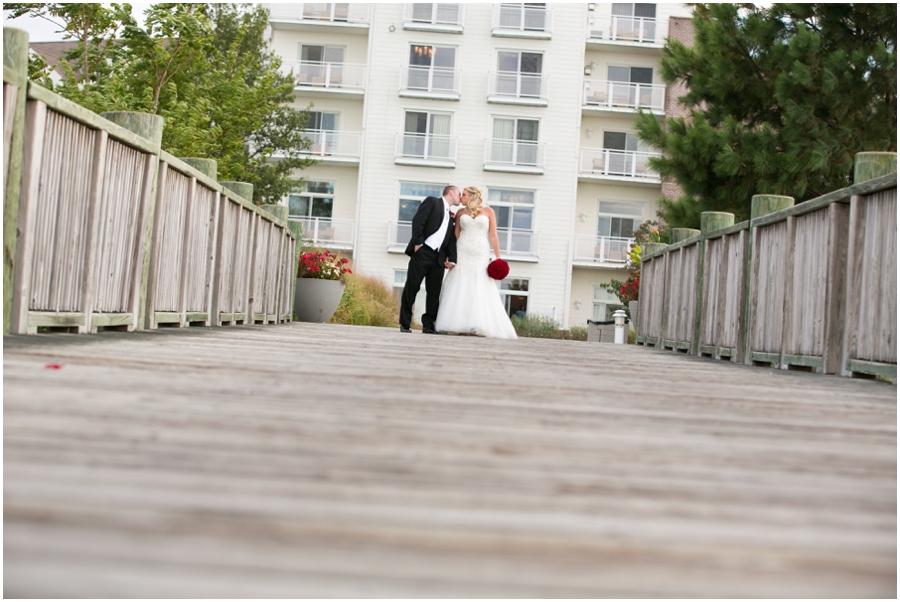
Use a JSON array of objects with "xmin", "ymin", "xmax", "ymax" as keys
[{"xmin": 4, "ymin": 323, "xmax": 896, "ymax": 597}]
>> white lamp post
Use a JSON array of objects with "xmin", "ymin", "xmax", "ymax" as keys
[{"xmin": 613, "ymin": 309, "xmax": 627, "ymax": 344}]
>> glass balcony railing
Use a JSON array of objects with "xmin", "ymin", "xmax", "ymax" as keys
[
  {"xmin": 587, "ymin": 15, "xmax": 666, "ymax": 45},
  {"xmin": 583, "ymin": 80, "xmax": 666, "ymax": 113},
  {"xmin": 388, "ymin": 222, "xmax": 539, "ymax": 258},
  {"xmin": 573, "ymin": 235, "xmax": 635, "ymax": 265},
  {"xmin": 400, "ymin": 65, "xmax": 461, "ymax": 96},
  {"xmin": 268, "ymin": 3, "xmax": 370, "ymax": 24},
  {"xmin": 497, "ymin": 228, "xmax": 539, "ymax": 257},
  {"xmin": 395, "ymin": 133, "xmax": 458, "ymax": 163},
  {"xmin": 484, "ymin": 139, "xmax": 545, "ymax": 169},
  {"xmin": 492, "ymin": 4, "xmax": 552, "ymax": 35},
  {"xmin": 487, "ymin": 71, "xmax": 548, "ymax": 102},
  {"xmin": 579, "ymin": 148, "xmax": 660, "ymax": 180},
  {"xmin": 300, "ymin": 129, "xmax": 362, "ymax": 160},
  {"xmin": 388, "ymin": 222, "xmax": 413, "ymax": 249},
  {"xmin": 290, "ymin": 217, "xmax": 355, "ymax": 249},
  {"xmin": 403, "ymin": 3, "xmax": 464, "ymax": 29},
  {"xmin": 293, "ymin": 61, "xmax": 367, "ymax": 92}
]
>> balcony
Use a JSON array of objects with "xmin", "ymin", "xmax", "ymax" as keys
[
  {"xmin": 399, "ymin": 65, "xmax": 461, "ymax": 100},
  {"xmin": 484, "ymin": 140, "xmax": 545, "ymax": 174},
  {"xmin": 395, "ymin": 133, "xmax": 457, "ymax": 168},
  {"xmin": 487, "ymin": 71, "xmax": 548, "ymax": 106},
  {"xmin": 497, "ymin": 228, "xmax": 540, "ymax": 261},
  {"xmin": 387, "ymin": 221, "xmax": 413, "ymax": 253},
  {"xmin": 583, "ymin": 80, "xmax": 666, "ymax": 115},
  {"xmin": 573, "ymin": 235, "xmax": 634, "ymax": 267},
  {"xmin": 578, "ymin": 148, "xmax": 661, "ymax": 184},
  {"xmin": 298, "ymin": 130, "xmax": 361, "ymax": 164},
  {"xmin": 586, "ymin": 15, "xmax": 667, "ymax": 49},
  {"xmin": 403, "ymin": 3, "xmax": 464, "ymax": 33},
  {"xmin": 291, "ymin": 217, "xmax": 355, "ymax": 251},
  {"xmin": 292, "ymin": 61, "xmax": 367, "ymax": 95},
  {"xmin": 268, "ymin": 3, "xmax": 370, "ymax": 33},
  {"xmin": 492, "ymin": 4, "xmax": 552, "ymax": 39}
]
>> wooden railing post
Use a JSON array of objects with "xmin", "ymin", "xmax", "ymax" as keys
[
  {"xmin": 260, "ymin": 204, "xmax": 289, "ymax": 324},
  {"xmin": 221, "ymin": 181, "xmax": 253, "ymax": 202},
  {"xmin": 4, "ymin": 27, "xmax": 29, "ymax": 334},
  {"xmin": 697, "ymin": 213, "xmax": 733, "ymax": 356},
  {"xmin": 843, "ymin": 152, "xmax": 898, "ymax": 378},
  {"xmin": 97, "ymin": 111, "xmax": 163, "ymax": 332},
  {"xmin": 174, "ymin": 158, "xmax": 216, "ymax": 327},
  {"xmin": 745, "ymin": 195, "xmax": 794, "ymax": 366},
  {"xmin": 853, "ymin": 152, "xmax": 896, "ymax": 186}
]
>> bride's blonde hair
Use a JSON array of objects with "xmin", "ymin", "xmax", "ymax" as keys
[{"xmin": 464, "ymin": 186, "xmax": 483, "ymax": 218}]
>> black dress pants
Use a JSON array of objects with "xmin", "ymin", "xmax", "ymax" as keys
[{"xmin": 400, "ymin": 246, "xmax": 443, "ymax": 329}]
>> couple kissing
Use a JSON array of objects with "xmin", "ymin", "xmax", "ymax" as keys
[{"xmin": 399, "ymin": 185, "xmax": 517, "ymax": 340}]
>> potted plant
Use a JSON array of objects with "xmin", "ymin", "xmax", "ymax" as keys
[{"xmin": 294, "ymin": 249, "xmax": 352, "ymax": 323}]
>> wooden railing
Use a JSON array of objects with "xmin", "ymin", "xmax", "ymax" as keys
[
  {"xmin": 3, "ymin": 27, "xmax": 296, "ymax": 335},
  {"xmin": 636, "ymin": 152, "xmax": 897, "ymax": 379}
]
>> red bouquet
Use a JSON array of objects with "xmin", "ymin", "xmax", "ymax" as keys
[{"xmin": 487, "ymin": 258, "xmax": 509, "ymax": 280}]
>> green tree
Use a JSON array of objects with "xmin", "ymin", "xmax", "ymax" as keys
[
  {"xmin": 6, "ymin": 2, "xmax": 126, "ymax": 87},
  {"xmin": 637, "ymin": 3, "xmax": 897, "ymax": 227},
  {"xmin": 18, "ymin": 2, "xmax": 313, "ymax": 204}
]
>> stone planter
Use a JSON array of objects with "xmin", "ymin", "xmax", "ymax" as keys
[{"xmin": 293, "ymin": 278, "xmax": 346, "ymax": 323}]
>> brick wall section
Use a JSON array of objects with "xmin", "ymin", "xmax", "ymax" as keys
[{"xmin": 660, "ymin": 16, "xmax": 697, "ymax": 203}]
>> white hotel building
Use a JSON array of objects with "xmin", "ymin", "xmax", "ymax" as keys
[{"xmin": 265, "ymin": 2, "xmax": 694, "ymax": 327}]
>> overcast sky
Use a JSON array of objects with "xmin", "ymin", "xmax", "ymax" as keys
[{"xmin": 4, "ymin": 4, "xmax": 151, "ymax": 42}]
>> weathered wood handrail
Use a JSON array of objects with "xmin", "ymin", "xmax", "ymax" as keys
[
  {"xmin": 2, "ymin": 27, "xmax": 295, "ymax": 335},
  {"xmin": 636, "ymin": 152, "xmax": 897, "ymax": 379}
]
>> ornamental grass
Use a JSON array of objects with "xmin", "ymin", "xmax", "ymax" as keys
[{"xmin": 330, "ymin": 273, "xmax": 400, "ymax": 327}]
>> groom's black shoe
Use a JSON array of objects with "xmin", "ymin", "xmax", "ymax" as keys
[
  {"xmin": 400, "ymin": 326, "xmax": 412, "ymax": 333},
  {"xmin": 422, "ymin": 326, "xmax": 438, "ymax": 334}
]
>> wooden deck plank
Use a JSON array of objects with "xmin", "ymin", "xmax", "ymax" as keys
[{"xmin": 3, "ymin": 323, "xmax": 896, "ymax": 597}]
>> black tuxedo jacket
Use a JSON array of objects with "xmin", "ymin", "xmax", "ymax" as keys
[{"xmin": 404, "ymin": 196, "xmax": 457, "ymax": 265}]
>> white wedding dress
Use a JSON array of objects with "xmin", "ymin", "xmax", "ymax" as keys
[{"xmin": 435, "ymin": 213, "xmax": 518, "ymax": 339}]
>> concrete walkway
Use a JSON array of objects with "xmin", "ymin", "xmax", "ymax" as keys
[{"xmin": 4, "ymin": 323, "xmax": 896, "ymax": 597}]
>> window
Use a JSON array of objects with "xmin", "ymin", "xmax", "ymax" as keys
[
  {"xmin": 402, "ymin": 111, "xmax": 453, "ymax": 159},
  {"xmin": 499, "ymin": 278, "xmax": 529, "ymax": 317},
  {"xmin": 611, "ymin": 3, "xmax": 657, "ymax": 42},
  {"xmin": 491, "ymin": 117, "xmax": 539, "ymax": 165},
  {"xmin": 498, "ymin": 3, "xmax": 547, "ymax": 31},
  {"xmin": 597, "ymin": 200, "xmax": 643, "ymax": 239},
  {"xmin": 398, "ymin": 182, "xmax": 447, "ymax": 223},
  {"xmin": 300, "ymin": 44, "xmax": 344, "ymax": 64},
  {"xmin": 496, "ymin": 50, "xmax": 543, "ymax": 97},
  {"xmin": 593, "ymin": 286, "xmax": 623, "ymax": 321},
  {"xmin": 488, "ymin": 188, "xmax": 535, "ymax": 254},
  {"xmin": 288, "ymin": 181, "xmax": 335, "ymax": 219},
  {"xmin": 608, "ymin": 65, "xmax": 653, "ymax": 85},
  {"xmin": 408, "ymin": 44, "xmax": 457, "ymax": 92},
  {"xmin": 308, "ymin": 111, "xmax": 339, "ymax": 131}
]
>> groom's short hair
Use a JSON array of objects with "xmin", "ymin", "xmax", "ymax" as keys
[{"xmin": 442, "ymin": 185, "xmax": 460, "ymax": 197}]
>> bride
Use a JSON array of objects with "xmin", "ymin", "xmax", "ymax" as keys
[{"xmin": 434, "ymin": 186, "xmax": 518, "ymax": 339}]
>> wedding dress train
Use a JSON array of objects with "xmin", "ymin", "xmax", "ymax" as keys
[{"xmin": 434, "ymin": 213, "xmax": 518, "ymax": 339}]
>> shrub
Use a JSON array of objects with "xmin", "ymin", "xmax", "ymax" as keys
[
  {"xmin": 511, "ymin": 314, "xmax": 588, "ymax": 341},
  {"xmin": 330, "ymin": 273, "xmax": 399, "ymax": 327}
]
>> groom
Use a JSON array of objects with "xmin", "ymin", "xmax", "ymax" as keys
[{"xmin": 399, "ymin": 185, "xmax": 460, "ymax": 333}]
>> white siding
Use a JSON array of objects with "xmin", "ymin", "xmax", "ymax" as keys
[{"xmin": 265, "ymin": 2, "xmax": 695, "ymax": 327}]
